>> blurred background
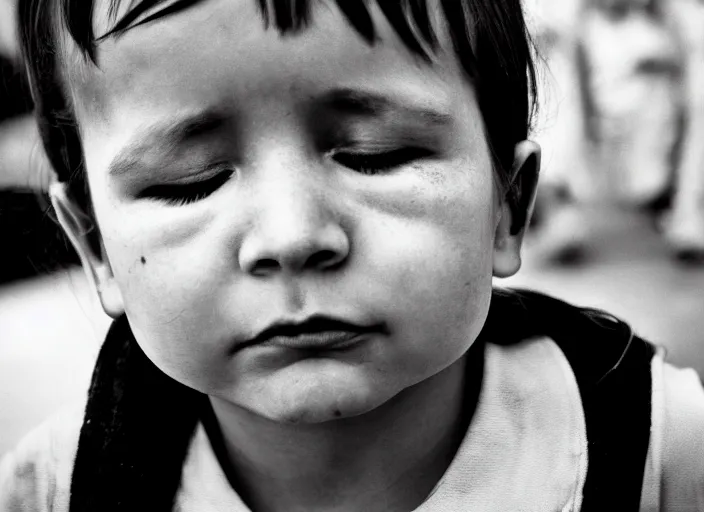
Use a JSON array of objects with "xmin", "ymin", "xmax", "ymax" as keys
[{"xmin": 2, "ymin": 0, "xmax": 704, "ymax": 456}]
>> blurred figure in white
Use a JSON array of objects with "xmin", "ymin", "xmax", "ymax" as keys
[
  {"xmin": 660, "ymin": 0, "xmax": 704, "ymax": 260},
  {"xmin": 582, "ymin": 0, "xmax": 680, "ymax": 207},
  {"xmin": 524, "ymin": 0, "xmax": 597, "ymax": 263},
  {"xmin": 526, "ymin": 0, "xmax": 704, "ymax": 264}
]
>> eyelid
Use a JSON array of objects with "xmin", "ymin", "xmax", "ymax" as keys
[
  {"xmin": 138, "ymin": 164, "xmax": 234, "ymax": 204},
  {"xmin": 329, "ymin": 146, "xmax": 434, "ymax": 159},
  {"xmin": 159, "ymin": 162, "xmax": 231, "ymax": 185},
  {"xmin": 330, "ymin": 146, "xmax": 435, "ymax": 175}
]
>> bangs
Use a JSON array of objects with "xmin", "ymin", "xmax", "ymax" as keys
[{"xmin": 61, "ymin": 0, "xmax": 451, "ymax": 66}]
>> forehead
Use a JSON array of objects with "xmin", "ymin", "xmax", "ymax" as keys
[
  {"xmin": 88, "ymin": 0, "xmax": 450, "ymax": 46},
  {"xmin": 64, "ymin": 0, "xmax": 474, "ymax": 154},
  {"xmin": 68, "ymin": 1, "xmax": 460, "ymax": 99}
]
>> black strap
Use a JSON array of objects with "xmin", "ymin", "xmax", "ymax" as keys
[
  {"xmin": 579, "ymin": 331, "xmax": 654, "ymax": 511},
  {"xmin": 484, "ymin": 289, "xmax": 655, "ymax": 511},
  {"xmin": 68, "ymin": 316, "xmax": 206, "ymax": 512}
]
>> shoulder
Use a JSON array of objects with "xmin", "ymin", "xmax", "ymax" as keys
[
  {"xmin": 0, "ymin": 400, "xmax": 85, "ymax": 512},
  {"xmin": 654, "ymin": 355, "xmax": 704, "ymax": 510}
]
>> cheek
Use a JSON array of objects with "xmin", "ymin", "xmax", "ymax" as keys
[
  {"xmin": 378, "ymin": 158, "xmax": 496, "ymax": 292},
  {"xmin": 386, "ymin": 226, "xmax": 493, "ymax": 344},
  {"xmin": 427, "ymin": 173, "xmax": 496, "ymax": 335},
  {"xmin": 95, "ymin": 216, "xmax": 226, "ymax": 388},
  {"xmin": 360, "ymin": 164, "xmax": 496, "ymax": 368},
  {"xmin": 84, "ymin": 153, "xmax": 242, "ymax": 391}
]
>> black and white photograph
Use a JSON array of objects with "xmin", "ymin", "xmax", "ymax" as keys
[{"xmin": 1, "ymin": 0, "xmax": 703, "ymax": 510}]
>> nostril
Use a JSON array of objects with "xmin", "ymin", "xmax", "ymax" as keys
[
  {"xmin": 306, "ymin": 249, "xmax": 341, "ymax": 270},
  {"xmin": 252, "ymin": 258, "xmax": 280, "ymax": 275},
  {"xmin": 240, "ymin": 226, "xmax": 350, "ymax": 275}
]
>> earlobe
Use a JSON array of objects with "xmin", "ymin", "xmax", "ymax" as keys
[
  {"xmin": 49, "ymin": 182, "xmax": 125, "ymax": 318},
  {"xmin": 493, "ymin": 140, "xmax": 541, "ymax": 278}
]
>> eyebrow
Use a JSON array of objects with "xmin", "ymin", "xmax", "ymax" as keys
[
  {"xmin": 108, "ymin": 109, "xmax": 227, "ymax": 177},
  {"xmin": 107, "ymin": 89, "xmax": 452, "ymax": 178},
  {"xmin": 319, "ymin": 88, "xmax": 453, "ymax": 127}
]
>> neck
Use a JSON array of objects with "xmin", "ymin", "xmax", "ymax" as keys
[{"xmin": 206, "ymin": 349, "xmax": 481, "ymax": 512}]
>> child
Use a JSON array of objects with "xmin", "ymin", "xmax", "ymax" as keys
[{"xmin": 2, "ymin": 0, "xmax": 703, "ymax": 510}]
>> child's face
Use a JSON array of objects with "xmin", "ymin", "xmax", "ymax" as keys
[{"xmin": 66, "ymin": 0, "xmax": 519, "ymax": 424}]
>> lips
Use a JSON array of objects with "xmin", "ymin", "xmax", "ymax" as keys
[
  {"xmin": 263, "ymin": 331, "xmax": 367, "ymax": 350},
  {"xmin": 245, "ymin": 315, "xmax": 384, "ymax": 351}
]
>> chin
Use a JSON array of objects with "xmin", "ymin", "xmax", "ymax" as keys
[
  {"xmin": 266, "ymin": 402, "xmax": 370, "ymax": 425},
  {"xmin": 250, "ymin": 370, "xmax": 394, "ymax": 425}
]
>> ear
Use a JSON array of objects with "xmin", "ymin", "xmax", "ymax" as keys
[
  {"xmin": 493, "ymin": 140, "xmax": 541, "ymax": 278},
  {"xmin": 49, "ymin": 182, "xmax": 125, "ymax": 318}
]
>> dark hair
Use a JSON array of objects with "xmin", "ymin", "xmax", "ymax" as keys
[{"xmin": 18, "ymin": 0, "xmax": 538, "ymax": 228}]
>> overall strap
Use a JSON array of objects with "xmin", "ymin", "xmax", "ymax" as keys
[
  {"xmin": 69, "ymin": 315, "xmax": 206, "ymax": 512},
  {"xmin": 485, "ymin": 289, "xmax": 656, "ymax": 511},
  {"xmin": 576, "ymin": 330, "xmax": 655, "ymax": 511}
]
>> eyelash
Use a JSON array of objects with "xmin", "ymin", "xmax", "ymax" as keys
[
  {"xmin": 139, "ymin": 147, "xmax": 431, "ymax": 206},
  {"xmin": 332, "ymin": 147, "xmax": 434, "ymax": 175},
  {"xmin": 140, "ymin": 168, "xmax": 234, "ymax": 206}
]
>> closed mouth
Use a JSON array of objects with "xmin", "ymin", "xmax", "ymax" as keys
[
  {"xmin": 262, "ymin": 330, "xmax": 369, "ymax": 350},
  {"xmin": 244, "ymin": 315, "xmax": 385, "ymax": 351}
]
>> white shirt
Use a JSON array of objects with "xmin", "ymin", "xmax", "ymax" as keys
[{"xmin": 1, "ymin": 337, "xmax": 703, "ymax": 511}]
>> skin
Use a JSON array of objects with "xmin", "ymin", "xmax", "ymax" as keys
[{"xmin": 53, "ymin": 1, "xmax": 539, "ymax": 510}]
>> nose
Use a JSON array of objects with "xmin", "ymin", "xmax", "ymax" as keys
[{"xmin": 238, "ymin": 175, "xmax": 350, "ymax": 277}]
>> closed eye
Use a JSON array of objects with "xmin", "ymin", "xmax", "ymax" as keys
[
  {"xmin": 332, "ymin": 147, "xmax": 435, "ymax": 175},
  {"xmin": 139, "ymin": 168, "xmax": 234, "ymax": 206}
]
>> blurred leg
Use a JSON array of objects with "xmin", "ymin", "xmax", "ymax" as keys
[
  {"xmin": 621, "ymin": 75, "xmax": 679, "ymax": 206},
  {"xmin": 663, "ymin": 0, "xmax": 704, "ymax": 257},
  {"xmin": 525, "ymin": 0, "xmax": 596, "ymax": 261},
  {"xmin": 583, "ymin": 6, "xmax": 679, "ymax": 205}
]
